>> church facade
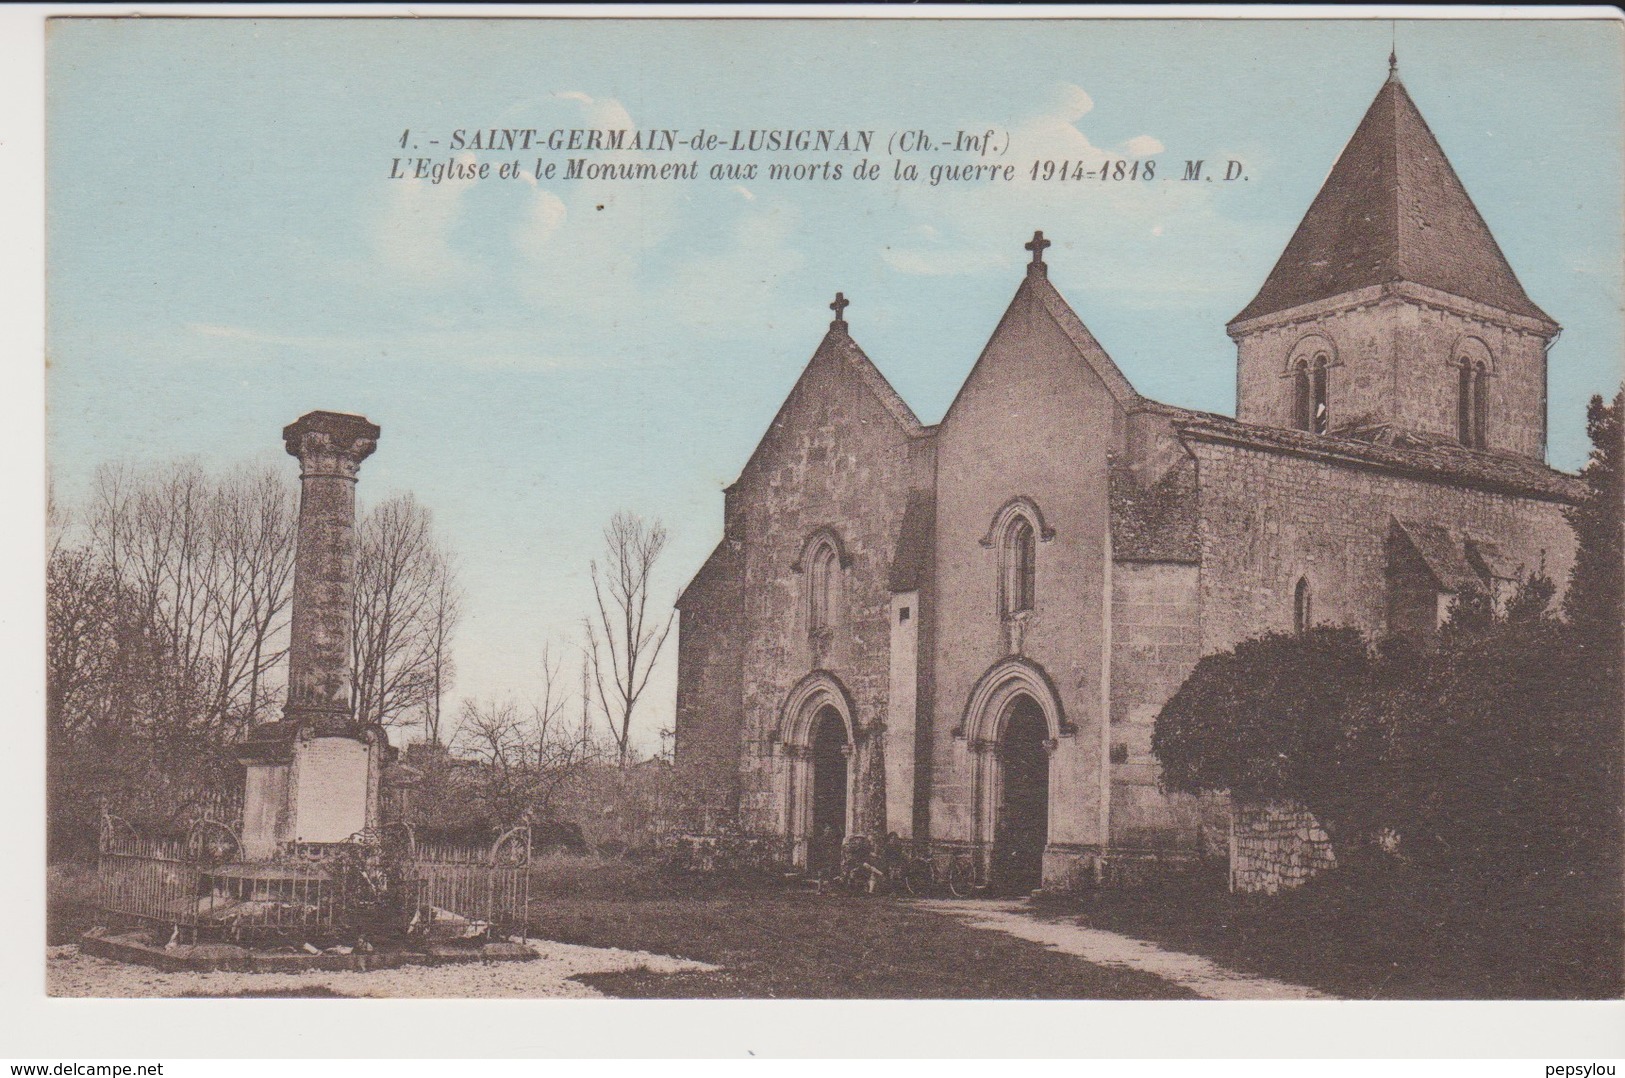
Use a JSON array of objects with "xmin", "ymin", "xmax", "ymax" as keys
[{"xmin": 672, "ymin": 65, "xmax": 1585, "ymax": 891}]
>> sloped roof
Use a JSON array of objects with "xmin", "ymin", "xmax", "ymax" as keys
[
  {"xmin": 825, "ymin": 324, "xmax": 926, "ymax": 436},
  {"xmin": 1025, "ymin": 271, "xmax": 1142, "ymax": 407},
  {"xmin": 1231, "ymin": 70, "xmax": 1553, "ymax": 327},
  {"xmin": 941, "ymin": 266, "xmax": 1145, "ymax": 426},
  {"xmin": 735, "ymin": 322, "xmax": 925, "ymax": 486},
  {"xmin": 888, "ymin": 489, "xmax": 936, "ymax": 592},
  {"xmin": 674, "ymin": 537, "xmax": 740, "ymax": 611},
  {"xmin": 1134, "ymin": 399, "xmax": 1586, "ymax": 504},
  {"xmin": 1109, "ymin": 458, "xmax": 1199, "ymax": 563},
  {"xmin": 1391, "ymin": 518, "xmax": 1483, "ymax": 594}
]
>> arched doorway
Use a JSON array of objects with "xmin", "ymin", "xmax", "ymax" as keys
[
  {"xmin": 807, "ymin": 706, "xmax": 849, "ymax": 874},
  {"xmin": 995, "ymin": 696, "xmax": 1050, "ymax": 894}
]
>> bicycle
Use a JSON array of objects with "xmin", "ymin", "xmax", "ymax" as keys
[{"xmin": 945, "ymin": 850, "xmax": 991, "ymax": 898}]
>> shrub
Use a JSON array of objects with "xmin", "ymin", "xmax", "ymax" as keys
[{"xmin": 1152, "ymin": 626, "xmax": 1387, "ymax": 854}]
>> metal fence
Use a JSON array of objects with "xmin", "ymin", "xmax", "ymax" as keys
[
  {"xmin": 97, "ymin": 820, "xmax": 204, "ymax": 932},
  {"xmin": 96, "ymin": 816, "xmax": 534, "ymax": 944},
  {"xmin": 97, "ymin": 815, "xmax": 345, "ymax": 941},
  {"xmin": 401, "ymin": 826, "xmax": 532, "ymax": 940}
]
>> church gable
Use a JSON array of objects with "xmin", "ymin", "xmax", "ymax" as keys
[
  {"xmin": 735, "ymin": 314, "xmax": 923, "ymax": 494},
  {"xmin": 942, "ymin": 237, "xmax": 1141, "ymax": 434},
  {"xmin": 928, "ymin": 240, "xmax": 1133, "ymax": 853}
]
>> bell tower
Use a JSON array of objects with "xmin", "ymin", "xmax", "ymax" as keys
[{"xmin": 1227, "ymin": 57, "xmax": 1559, "ymax": 459}]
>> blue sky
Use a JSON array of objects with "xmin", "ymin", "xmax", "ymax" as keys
[{"xmin": 45, "ymin": 17, "xmax": 1625, "ymax": 752}]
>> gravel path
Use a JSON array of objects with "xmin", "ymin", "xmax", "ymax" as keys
[
  {"xmin": 914, "ymin": 899, "xmax": 1337, "ymax": 1001},
  {"xmin": 46, "ymin": 941, "xmax": 717, "ymax": 998}
]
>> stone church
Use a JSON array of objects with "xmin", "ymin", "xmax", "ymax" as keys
[{"xmin": 672, "ymin": 62, "xmax": 1584, "ymax": 891}]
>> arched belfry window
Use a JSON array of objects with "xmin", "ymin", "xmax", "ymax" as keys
[
  {"xmin": 1001, "ymin": 515, "xmax": 1037, "ymax": 617},
  {"xmin": 1311, "ymin": 353, "xmax": 1330, "ymax": 435},
  {"xmin": 1292, "ymin": 359, "xmax": 1313, "ymax": 432},
  {"xmin": 1286, "ymin": 337, "xmax": 1335, "ymax": 435},
  {"xmin": 1293, "ymin": 577, "xmax": 1313, "ymax": 635},
  {"xmin": 1459, "ymin": 361, "xmax": 1489, "ymax": 448},
  {"xmin": 1454, "ymin": 340, "xmax": 1493, "ymax": 450}
]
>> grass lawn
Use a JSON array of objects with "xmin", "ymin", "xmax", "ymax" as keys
[
  {"xmin": 1060, "ymin": 863, "xmax": 1624, "ymax": 1000},
  {"xmin": 526, "ymin": 891, "xmax": 1197, "ymax": 999}
]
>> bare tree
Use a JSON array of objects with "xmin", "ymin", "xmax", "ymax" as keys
[
  {"xmin": 451, "ymin": 684, "xmax": 601, "ymax": 828},
  {"xmin": 50, "ymin": 457, "xmax": 466, "ymax": 852},
  {"xmin": 583, "ymin": 511, "xmax": 675, "ymax": 767},
  {"xmin": 535, "ymin": 642, "xmax": 570, "ymax": 767},
  {"xmin": 50, "ymin": 460, "xmax": 298, "ymax": 853},
  {"xmin": 84, "ymin": 460, "xmax": 297, "ymax": 741},
  {"xmin": 423, "ymin": 559, "xmax": 462, "ymax": 745},
  {"xmin": 351, "ymin": 493, "xmax": 461, "ymax": 732}
]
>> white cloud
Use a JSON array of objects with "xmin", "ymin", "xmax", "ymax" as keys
[
  {"xmin": 666, "ymin": 205, "xmax": 807, "ymax": 334},
  {"xmin": 370, "ymin": 153, "xmax": 481, "ymax": 286},
  {"xmin": 515, "ymin": 189, "xmax": 568, "ymax": 262},
  {"xmin": 880, "ymin": 83, "xmax": 1228, "ymax": 287},
  {"xmin": 1058, "ymin": 83, "xmax": 1094, "ymax": 121},
  {"xmin": 183, "ymin": 323, "xmax": 341, "ymax": 348},
  {"xmin": 177, "ymin": 322, "xmax": 633, "ymax": 373},
  {"xmin": 877, "ymin": 84, "xmax": 1183, "ymax": 279}
]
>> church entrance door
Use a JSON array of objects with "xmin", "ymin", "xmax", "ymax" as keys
[
  {"xmin": 808, "ymin": 706, "xmax": 848, "ymax": 875},
  {"xmin": 996, "ymin": 696, "xmax": 1049, "ymax": 894}
]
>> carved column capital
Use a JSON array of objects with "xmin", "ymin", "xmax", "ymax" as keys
[{"xmin": 284, "ymin": 411, "xmax": 381, "ymax": 480}]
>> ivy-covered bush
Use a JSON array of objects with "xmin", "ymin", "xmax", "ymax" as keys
[{"xmin": 1151, "ymin": 626, "xmax": 1393, "ymax": 855}]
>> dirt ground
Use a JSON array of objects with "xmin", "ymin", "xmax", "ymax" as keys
[{"xmin": 46, "ymin": 940, "xmax": 716, "ymax": 998}]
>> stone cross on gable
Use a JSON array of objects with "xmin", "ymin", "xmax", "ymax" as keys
[
  {"xmin": 1025, "ymin": 230, "xmax": 1051, "ymax": 263},
  {"xmin": 1025, "ymin": 230, "xmax": 1051, "ymax": 275},
  {"xmin": 830, "ymin": 291, "xmax": 850, "ymax": 326}
]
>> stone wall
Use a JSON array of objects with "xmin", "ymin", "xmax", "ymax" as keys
[
  {"xmin": 1234, "ymin": 290, "xmax": 1552, "ymax": 458},
  {"xmin": 1108, "ymin": 561, "xmax": 1217, "ymax": 853},
  {"xmin": 672, "ymin": 538, "xmax": 744, "ymax": 826},
  {"xmin": 728, "ymin": 325, "xmax": 928, "ymax": 843},
  {"xmin": 1229, "ymin": 799, "xmax": 1337, "ymax": 894},
  {"xmin": 1188, "ymin": 437, "xmax": 1577, "ymax": 655}
]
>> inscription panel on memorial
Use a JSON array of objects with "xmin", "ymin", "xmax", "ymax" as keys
[{"xmin": 293, "ymin": 738, "xmax": 370, "ymax": 843}]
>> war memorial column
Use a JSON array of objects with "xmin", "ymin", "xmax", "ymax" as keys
[{"xmin": 238, "ymin": 411, "xmax": 383, "ymax": 859}]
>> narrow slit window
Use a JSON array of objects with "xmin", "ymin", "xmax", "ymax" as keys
[
  {"xmin": 808, "ymin": 540, "xmax": 839, "ymax": 632},
  {"xmin": 1458, "ymin": 363, "xmax": 1474, "ymax": 445},
  {"xmin": 1294, "ymin": 577, "xmax": 1313, "ymax": 635}
]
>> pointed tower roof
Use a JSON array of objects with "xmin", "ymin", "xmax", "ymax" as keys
[{"xmin": 1231, "ymin": 65, "xmax": 1553, "ymax": 328}]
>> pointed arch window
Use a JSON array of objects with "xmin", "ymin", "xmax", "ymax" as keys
[
  {"xmin": 808, "ymin": 538, "xmax": 840, "ymax": 633},
  {"xmin": 1293, "ymin": 577, "xmax": 1313, "ymax": 635},
  {"xmin": 1001, "ymin": 516, "xmax": 1037, "ymax": 617}
]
